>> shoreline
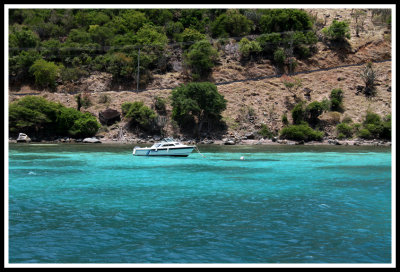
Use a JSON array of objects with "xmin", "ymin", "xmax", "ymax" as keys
[{"xmin": 8, "ymin": 137, "xmax": 392, "ymax": 147}]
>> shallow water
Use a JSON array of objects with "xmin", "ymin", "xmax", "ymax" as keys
[{"xmin": 8, "ymin": 144, "xmax": 392, "ymax": 263}]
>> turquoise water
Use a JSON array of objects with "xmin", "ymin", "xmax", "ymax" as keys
[{"xmin": 8, "ymin": 144, "xmax": 392, "ymax": 264}]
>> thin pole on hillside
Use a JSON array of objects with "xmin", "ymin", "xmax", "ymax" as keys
[{"xmin": 137, "ymin": 47, "xmax": 140, "ymax": 93}]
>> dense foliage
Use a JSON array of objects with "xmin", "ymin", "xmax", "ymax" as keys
[
  {"xmin": 121, "ymin": 101, "xmax": 157, "ymax": 130},
  {"xmin": 322, "ymin": 19, "xmax": 351, "ymax": 42},
  {"xmin": 280, "ymin": 124, "xmax": 323, "ymax": 142},
  {"xmin": 183, "ymin": 40, "xmax": 219, "ymax": 80},
  {"xmin": 335, "ymin": 112, "xmax": 391, "ymax": 140},
  {"xmin": 171, "ymin": 82, "xmax": 227, "ymax": 136},
  {"xmin": 8, "ymin": 8, "xmax": 318, "ymax": 88},
  {"xmin": 9, "ymin": 96, "xmax": 100, "ymax": 138},
  {"xmin": 329, "ymin": 88, "xmax": 344, "ymax": 111}
]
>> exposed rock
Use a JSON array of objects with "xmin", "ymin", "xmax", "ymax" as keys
[
  {"xmin": 328, "ymin": 139, "xmax": 341, "ymax": 145},
  {"xmin": 99, "ymin": 108, "xmax": 121, "ymax": 126},
  {"xmin": 245, "ymin": 132, "xmax": 256, "ymax": 139},
  {"xmin": 223, "ymin": 138, "xmax": 236, "ymax": 145},
  {"xmin": 80, "ymin": 72, "xmax": 112, "ymax": 92},
  {"xmin": 83, "ymin": 137, "xmax": 102, "ymax": 143},
  {"xmin": 16, "ymin": 133, "xmax": 31, "ymax": 143}
]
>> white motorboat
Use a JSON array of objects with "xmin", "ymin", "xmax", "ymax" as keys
[{"xmin": 132, "ymin": 138, "xmax": 195, "ymax": 157}]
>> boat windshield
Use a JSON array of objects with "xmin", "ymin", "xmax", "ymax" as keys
[{"xmin": 162, "ymin": 138, "xmax": 175, "ymax": 143}]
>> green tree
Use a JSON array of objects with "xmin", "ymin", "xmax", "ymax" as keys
[
  {"xmin": 224, "ymin": 9, "xmax": 253, "ymax": 37},
  {"xmin": 211, "ymin": 9, "xmax": 252, "ymax": 38},
  {"xmin": 336, "ymin": 122, "xmax": 353, "ymax": 138},
  {"xmin": 29, "ymin": 59, "xmax": 63, "ymax": 89},
  {"xmin": 180, "ymin": 27, "xmax": 206, "ymax": 50},
  {"xmin": 39, "ymin": 38, "xmax": 62, "ymax": 61},
  {"xmin": 122, "ymin": 101, "xmax": 157, "ymax": 131},
  {"xmin": 330, "ymin": 88, "xmax": 344, "ymax": 111},
  {"xmin": 257, "ymin": 32, "xmax": 282, "ymax": 57},
  {"xmin": 9, "ymin": 96, "xmax": 100, "ymax": 138},
  {"xmin": 322, "ymin": 20, "xmax": 351, "ymax": 42},
  {"xmin": 69, "ymin": 112, "xmax": 101, "ymax": 138},
  {"xmin": 273, "ymin": 48, "xmax": 286, "ymax": 66},
  {"xmin": 114, "ymin": 10, "xmax": 148, "ymax": 33},
  {"xmin": 184, "ymin": 40, "xmax": 219, "ymax": 80},
  {"xmin": 55, "ymin": 107, "xmax": 83, "ymax": 135},
  {"xmin": 259, "ymin": 9, "xmax": 313, "ymax": 33},
  {"xmin": 306, "ymin": 101, "xmax": 325, "ymax": 127},
  {"xmin": 258, "ymin": 124, "xmax": 274, "ymax": 138},
  {"xmin": 280, "ymin": 124, "xmax": 323, "ymax": 142},
  {"xmin": 171, "ymin": 82, "xmax": 227, "ymax": 136},
  {"xmin": 88, "ymin": 25, "xmax": 114, "ymax": 45},
  {"xmin": 9, "ymin": 26, "xmax": 40, "ymax": 55},
  {"xmin": 178, "ymin": 9, "xmax": 208, "ymax": 33},
  {"xmin": 291, "ymin": 102, "xmax": 306, "ymax": 125},
  {"xmin": 9, "ymin": 102, "xmax": 51, "ymax": 136},
  {"xmin": 239, "ymin": 38, "xmax": 261, "ymax": 60},
  {"xmin": 9, "ymin": 50, "xmax": 41, "ymax": 81}
]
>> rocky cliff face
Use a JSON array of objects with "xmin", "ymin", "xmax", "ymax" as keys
[{"xmin": 9, "ymin": 9, "xmax": 392, "ymax": 143}]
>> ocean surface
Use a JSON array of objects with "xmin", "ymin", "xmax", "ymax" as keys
[{"xmin": 7, "ymin": 143, "xmax": 392, "ymax": 264}]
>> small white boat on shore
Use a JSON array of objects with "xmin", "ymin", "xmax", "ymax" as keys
[{"xmin": 132, "ymin": 138, "xmax": 195, "ymax": 157}]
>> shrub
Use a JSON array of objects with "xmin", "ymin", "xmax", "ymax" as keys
[
  {"xmin": 60, "ymin": 67, "xmax": 89, "ymax": 83},
  {"xmin": 381, "ymin": 115, "xmax": 391, "ymax": 140},
  {"xmin": 295, "ymin": 44, "xmax": 311, "ymax": 59},
  {"xmin": 280, "ymin": 124, "xmax": 323, "ymax": 142},
  {"xmin": 337, "ymin": 133, "xmax": 346, "ymax": 140},
  {"xmin": 357, "ymin": 112, "xmax": 391, "ymax": 140},
  {"xmin": 258, "ymin": 124, "xmax": 274, "ymax": 138},
  {"xmin": 282, "ymin": 113, "xmax": 289, "ymax": 126},
  {"xmin": 330, "ymin": 88, "xmax": 344, "ymax": 111},
  {"xmin": 273, "ymin": 48, "xmax": 286, "ymax": 65},
  {"xmin": 239, "ymin": 38, "xmax": 262, "ymax": 59},
  {"xmin": 306, "ymin": 101, "xmax": 324, "ymax": 126},
  {"xmin": 211, "ymin": 9, "xmax": 253, "ymax": 38},
  {"xmin": 9, "ymin": 27, "xmax": 40, "ymax": 53},
  {"xmin": 358, "ymin": 128, "xmax": 372, "ymax": 139},
  {"xmin": 103, "ymin": 52, "xmax": 135, "ymax": 82},
  {"xmin": 364, "ymin": 123, "xmax": 383, "ymax": 138},
  {"xmin": 171, "ymin": 82, "xmax": 226, "ymax": 136},
  {"xmin": 29, "ymin": 59, "xmax": 63, "ymax": 89},
  {"xmin": 122, "ymin": 101, "xmax": 157, "ymax": 130},
  {"xmin": 281, "ymin": 75, "xmax": 302, "ymax": 96},
  {"xmin": 336, "ymin": 123, "xmax": 353, "ymax": 138},
  {"xmin": 9, "ymin": 50, "xmax": 41, "ymax": 80},
  {"xmin": 341, "ymin": 116, "xmax": 353, "ymax": 124},
  {"xmin": 98, "ymin": 94, "xmax": 111, "ymax": 104},
  {"xmin": 69, "ymin": 112, "xmax": 101, "ymax": 138},
  {"xmin": 359, "ymin": 62, "xmax": 380, "ymax": 96},
  {"xmin": 184, "ymin": 40, "xmax": 219, "ymax": 80},
  {"xmin": 322, "ymin": 19, "xmax": 351, "ymax": 41},
  {"xmin": 55, "ymin": 107, "xmax": 82, "ymax": 135},
  {"xmin": 257, "ymin": 33, "xmax": 282, "ymax": 56},
  {"xmin": 291, "ymin": 102, "xmax": 306, "ymax": 125},
  {"xmin": 259, "ymin": 9, "xmax": 313, "ymax": 33},
  {"xmin": 363, "ymin": 111, "xmax": 381, "ymax": 126},
  {"xmin": 153, "ymin": 96, "xmax": 167, "ymax": 114},
  {"xmin": 180, "ymin": 27, "xmax": 206, "ymax": 50},
  {"xmin": 224, "ymin": 9, "xmax": 253, "ymax": 37},
  {"xmin": 9, "ymin": 96, "xmax": 100, "ymax": 138}
]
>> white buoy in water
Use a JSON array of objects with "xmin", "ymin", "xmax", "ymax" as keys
[{"xmin": 240, "ymin": 156, "xmax": 245, "ymax": 160}]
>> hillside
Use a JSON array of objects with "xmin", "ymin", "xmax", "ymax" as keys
[{"xmin": 8, "ymin": 8, "xmax": 393, "ymax": 144}]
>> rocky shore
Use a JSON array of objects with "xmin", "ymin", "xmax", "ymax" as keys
[{"xmin": 9, "ymin": 133, "xmax": 391, "ymax": 147}]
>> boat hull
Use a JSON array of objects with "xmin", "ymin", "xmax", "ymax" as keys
[{"xmin": 133, "ymin": 146, "xmax": 194, "ymax": 157}]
